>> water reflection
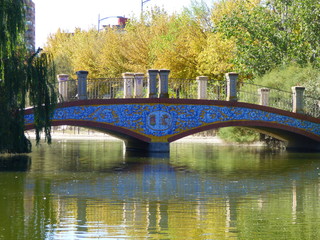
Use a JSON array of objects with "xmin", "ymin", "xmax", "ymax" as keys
[
  {"xmin": 0, "ymin": 155, "xmax": 31, "ymax": 171},
  {"xmin": 125, "ymin": 149, "xmax": 170, "ymax": 159},
  {"xmin": 0, "ymin": 139, "xmax": 320, "ymax": 239}
]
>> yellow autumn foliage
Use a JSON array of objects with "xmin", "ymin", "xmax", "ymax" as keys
[
  {"xmin": 211, "ymin": 0, "xmax": 261, "ymax": 25},
  {"xmin": 45, "ymin": 2, "xmax": 237, "ymax": 80},
  {"xmin": 197, "ymin": 32, "xmax": 235, "ymax": 80}
]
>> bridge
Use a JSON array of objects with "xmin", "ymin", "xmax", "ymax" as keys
[{"xmin": 24, "ymin": 70, "xmax": 320, "ymax": 153}]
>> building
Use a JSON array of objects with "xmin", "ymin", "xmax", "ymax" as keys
[
  {"xmin": 101, "ymin": 17, "xmax": 128, "ymax": 31},
  {"xmin": 24, "ymin": 0, "xmax": 36, "ymax": 51}
]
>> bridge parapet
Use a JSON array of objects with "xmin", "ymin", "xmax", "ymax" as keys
[
  {"xmin": 56, "ymin": 71, "xmax": 319, "ymax": 118},
  {"xmin": 238, "ymin": 81, "xmax": 319, "ymax": 117}
]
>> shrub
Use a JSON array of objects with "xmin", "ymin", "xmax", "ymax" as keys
[{"xmin": 218, "ymin": 127, "xmax": 260, "ymax": 143}]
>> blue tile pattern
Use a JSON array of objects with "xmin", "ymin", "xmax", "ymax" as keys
[{"xmin": 24, "ymin": 104, "xmax": 320, "ymax": 138}]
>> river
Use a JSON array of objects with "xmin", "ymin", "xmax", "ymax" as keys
[{"xmin": 0, "ymin": 137, "xmax": 319, "ymax": 240}]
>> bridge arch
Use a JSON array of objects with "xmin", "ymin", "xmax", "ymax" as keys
[
  {"xmin": 24, "ymin": 99, "xmax": 320, "ymax": 152},
  {"xmin": 167, "ymin": 120, "xmax": 320, "ymax": 151}
]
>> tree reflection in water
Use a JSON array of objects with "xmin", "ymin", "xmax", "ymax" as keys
[{"xmin": 0, "ymin": 140, "xmax": 320, "ymax": 239}]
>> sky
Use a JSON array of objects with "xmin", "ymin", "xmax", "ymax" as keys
[{"xmin": 33, "ymin": 0, "xmax": 214, "ymax": 48}]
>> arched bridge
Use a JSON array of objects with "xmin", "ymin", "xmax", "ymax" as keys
[{"xmin": 24, "ymin": 98, "xmax": 320, "ymax": 152}]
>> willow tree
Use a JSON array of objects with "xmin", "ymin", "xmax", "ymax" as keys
[{"xmin": 0, "ymin": 0, "xmax": 57, "ymax": 153}]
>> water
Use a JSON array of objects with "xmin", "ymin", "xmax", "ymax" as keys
[{"xmin": 0, "ymin": 138, "xmax": 320, "ymax": 240}]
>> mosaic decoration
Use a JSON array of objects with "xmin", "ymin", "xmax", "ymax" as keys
[
  {"xmin": 25, "ymin": 103, "xmax": 320, "ymax": 141},
  {"xmin": 147, "ymin": 111, "xmax": 172, "ymax": 131}
]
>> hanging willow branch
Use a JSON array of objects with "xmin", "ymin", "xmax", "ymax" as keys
[
  {"xmin": 0, "ymin": 1, "xmax": 57, "ymax": 153},
  {"xmin": 27, "ymin": 49, "xmax": 57, "ymax": 145}
]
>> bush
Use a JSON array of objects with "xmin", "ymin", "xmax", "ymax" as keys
[
  {"xmin": 254, "ymin": 64, "xmax": 320, "ymax": 93},
  {"xmin": 218, "ymin": 127, "xmax": 260, "ymax": 143}
]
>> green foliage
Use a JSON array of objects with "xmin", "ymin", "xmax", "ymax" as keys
[
  {"xmin": 0, "ymin": 0, "xmax": 25, "ymax": 49},
  {"xmin": 216, "ymin": 0, "xmax": 320, "ymax": 76},
  {"xmin": 0, "ymin": 51, "xmax": 31, "ymax": 153},
  {"xmin": 218, "ymin": 127, "xmax": 260, "ymax": 143},
  {"xmin": 254, "ymin": 64, "xmax": 320, "ymax": 91},
  {"xmin": 27, "ymin": 51, "xmax": 57, "ymax": 144}
]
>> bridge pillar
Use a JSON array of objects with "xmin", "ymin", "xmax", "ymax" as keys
[
  {"xmin": 197, "ymin": 76, "xmax": 208, "ymax": 99},
  {"xmin": 134, "ymin": 73, "xmax": 144, "ymax": 98},
  {"xmin": 76, "ymin": 71, "xmax": 88, "ymax": 100},
  {"xmin": 148, "ymin": 69, "xmax": 159, "ymax": 98},
  {"xmin": 292, "ymin": 86, "xmax": 305, "ymax": 114},
  {"xmin": 258, "ymin": 88, "xmax": 270, "ymax": 106},
  {"xmin": 159, "ymin": 69, "xmax": 170, "ymax": 98},
  {"xmin": 125, "ymin": 140, "xmax": 170, "ymax": 154},
  {"xmin": 122, "ymin": 72, "xmax": 134, "ymax": 98},
  {"xmin": 226, "ymin": 72, "xmax": 238, "ymax": 101},
  {"xmin": 57, "ymin": 74, "xmax": 69, "ymax": 102}
]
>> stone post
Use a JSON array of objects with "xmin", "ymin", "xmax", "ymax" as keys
[
  {"xmin": 196, "ymin": 76, "xmax": 208, "ymax": 99},
  {"xmin": 122, "ymin": 72, "xmax": 134, "ymax": 98},
  {"xmin": 226, "ymin": 72, "xmax": 238, "ymax": 101},
  {"xmin": 258, "ymin": 88, "xmax": 270, "ymax": 106},
  {"xmin": 292, "ymin": 86, "xmax": 305, "ymax": 114},
  {"xmin": 148, "ymin": 69, "xmax": 158, "ymax": 98},
  {"xmin": 134, "ymin": 73, "xmax": 144, "ymax": 98},
  {"xmin": 57, "ymin": 74, "xmax": 69, "ymax": 102},
  {"xmin": 76, "ymin": 71, "xmax": 88, "ymax": 100},
  {"xmin": 159, "ymin": 69, "xmax": 170, "ymax": 98}
]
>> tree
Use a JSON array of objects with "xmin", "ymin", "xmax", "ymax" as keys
[
  {"xmin": 215, "ymin": 0, "xmax": 320, "ymax": 77},
  {"xmin": 46, "ymin": 29, "xmax": 105, "ymax": 78},
  {"xmin": 45, "ymin": 29, "xmax": 74, "ymax": 75},
  {"xmin": 46, "ymin": 6, "xmax": 210, "ymax": 79},
  {"xmin": 197, "ymin": 32, "xmax": 235, "ymax": 80},
  {"xmin": 215, "ymin": 0, "xmax": 285, "ymax": 76},
  {"xmin": 97, "ymin": 29, "xmax": 128, "ymax": 77},
  {"xmin": 0, "ymin": 0, "xmax": 57, "ymax": 153},
  {"xmin": 151, "ymin": 4, "xmax": 209, "ymax": 79}
]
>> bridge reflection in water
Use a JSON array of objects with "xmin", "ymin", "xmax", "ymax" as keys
[
  {"xmin": 25, "ymin": 71, "xmax": 320, "ymax": 152},
  {"xmin": 2, "ymin": 141, "xmax": 320, "ymax": 239}
]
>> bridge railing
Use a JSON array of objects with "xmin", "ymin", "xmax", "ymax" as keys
[
  {"xmin": 237, "ymin": 81, "xmax": 319, "ymax": 117},
  {"xmin": 238, "ymin": 82, "xmax": 293, "ymax": 112},
  {"xmin": 87, "ymin": 77, "xmax": 149, "ymax": 99},
  {"xmin": 305, "ymin": 96, "xmax": 320, "ymax": 118},
  {"xmin": 169, "ymin": 78, "xmax": 197, "ymax": 99},
  {"xmin": 207, "ymin": 80, "xmax": 226, "ymax": 100},
  {"xmin": 57, "ymin": 78, "xmax": 77, "ymax": 102},
  {"xmin": 58, "ymin": 77, "xmax": 226, "ymax": 101},
  {"xmin": 56, "ymin": 71, "xmax": 319, "ymax": 118},
  {"xmin": 169, "ymin": 78, "xmax": 225, "ymax": 100},
  {"xmin": 87, "ymin": 78, "xmax": 124, "ymax": 99}
]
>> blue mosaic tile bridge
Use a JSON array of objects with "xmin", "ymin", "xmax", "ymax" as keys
[{"xmin": 24, "ymin": 99, "xmax": 320, "ymax": 152}]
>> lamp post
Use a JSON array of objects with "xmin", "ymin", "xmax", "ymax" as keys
[
  {"xmin": 97, "ymin": 15, "xmax": 124, "ymax": 32},
  {"xmin": 141, "ymin": 0, "xmax": 151, "ymax": 14}
]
